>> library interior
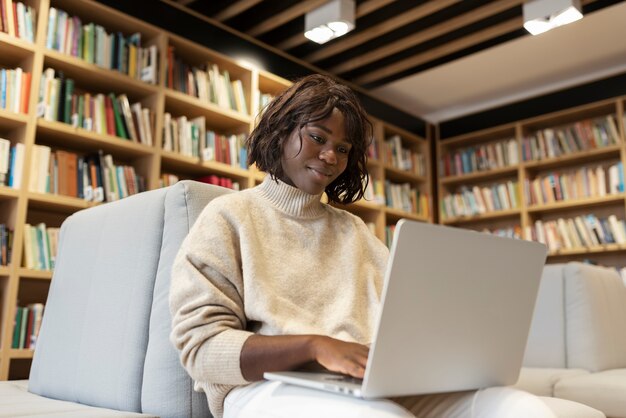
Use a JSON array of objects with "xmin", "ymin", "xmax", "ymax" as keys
[{"xmin": 1, "ymin": 0, "xmax": 626, "ymax": 417}]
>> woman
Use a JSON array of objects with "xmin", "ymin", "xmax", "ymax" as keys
[{"xmin": 169, "ymin": 74, "xmax": 558, "ymax": 418}]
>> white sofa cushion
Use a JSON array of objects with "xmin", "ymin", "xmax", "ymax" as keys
[
  {"xmin": 523, "ymin": 264, "xmax": 567, "ymax": 368},
  {"xmin": 554, "ymin": 368, "xmax": 626, "ymax": 418},
  {"xmin": 513, "ymin": 367, "xmax": 589, "ymax": 396},
  {"xmin": 0, "ymin": 380, "xmax": 155, "ymax": 417},
  {"xmin": 538, "ymin": 396, "xmax": 605, "ymax": 418},
  {"xmin": 28, "ymin": 188, "xmax": 170, "ymax": 412},
  {"xmin": 565, "ymin": 263, "xmax": 626, "ymax": 372}
]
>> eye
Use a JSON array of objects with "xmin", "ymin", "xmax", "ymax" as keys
[
  {"xmin": 337, "ymin": 145, "xmax": 350, "ymax": 154},
  {"xmin": 309, "ymin": 133, "xmax": 324, "ymax": 144}
]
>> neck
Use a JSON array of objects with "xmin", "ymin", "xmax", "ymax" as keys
[{"xmin": 257, "ymin": 176, "xmax": 326, "ymax": 218}]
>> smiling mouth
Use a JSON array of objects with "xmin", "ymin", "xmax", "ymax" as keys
[{"xmin": 308, "ymin": 167, "xmax": 333, "ymax": 177}]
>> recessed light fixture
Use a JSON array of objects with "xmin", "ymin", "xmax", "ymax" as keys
[
  {"xmin": 523, "ymin": 0, "xmax": 583, "ymax": 36},
  {"xmin": 305, "ymin": 0, "xmax": 355, "ymax": 44}
]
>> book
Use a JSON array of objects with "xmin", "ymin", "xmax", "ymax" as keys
[
  {"xmin": 104, "ymin": 95, "xmax": 116, "ymax": 136},
  {"xmin": 12, "ymin": 307, "xmax": 21, "ymax": 348},
  {"xmin": 0, "ymin": 137, "xmax": 10, "ymax": 186},
  {"xmin": 109, "ymin": 93, "xmax": 128, "ymax": 139},
  {"xmin": 117, "ymin": 94, "xmax": 138, "ymax": 141},
  {"xmin": 130, "ymin": 102, "xmax": 146, "ymax": 145}
]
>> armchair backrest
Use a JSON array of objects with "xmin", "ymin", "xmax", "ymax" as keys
[
  {"xmin": 524, "ymin": 262, "xmax": 626, "ymax": 372},
  {"xmin": 28, "ymin": 181, "xmax": 232, "ymax": 418},
  {"xmin": 523, "ymin": 263, "xmax": 568, "ymax": 368}
]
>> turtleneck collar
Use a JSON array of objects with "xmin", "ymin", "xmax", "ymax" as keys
[{"xmin": 256, "ymin": 176, "xmax": 326, "ymax": 218}]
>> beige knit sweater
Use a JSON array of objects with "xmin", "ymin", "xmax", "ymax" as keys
[{"xmin": 169, "ymin": 177, "xmax": 389, "ymax": 417}]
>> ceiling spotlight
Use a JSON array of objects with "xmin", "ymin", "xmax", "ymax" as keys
[
  {"xmin": 305, "ymin": 0, "xmax": 355, "ymax": 44},
  {"xmin": 523, "ymin": 0, "xmax": 583, "ymax": 36}
]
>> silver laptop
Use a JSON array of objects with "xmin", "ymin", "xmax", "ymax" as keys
[{"xmin": 264, "ymin": 219, "xmax": 548, "ymax": 399}]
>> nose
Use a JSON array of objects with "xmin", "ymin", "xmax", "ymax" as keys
[{"xmin": 319, "ymin": 148, "xmax": 337, "ymax": 165}]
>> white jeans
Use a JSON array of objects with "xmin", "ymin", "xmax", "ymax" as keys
[{"xmin": 223, "ymin": 381, "xmax": 558, "ymax": 418}]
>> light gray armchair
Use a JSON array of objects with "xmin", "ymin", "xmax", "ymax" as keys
[{"xmin": 0, "ymin": 180, "xmax": 231, "ymax": 417}]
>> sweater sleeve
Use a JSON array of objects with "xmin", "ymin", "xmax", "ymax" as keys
[{"xmin": 169, "ymin": 199, "xmax": 254, "ymax": 386}]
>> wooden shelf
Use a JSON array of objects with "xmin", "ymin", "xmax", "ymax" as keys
[
  {"xmin": 0, "ymin": 109, "xmax": 29, "ymax": 129},
  {"xmin": 384, "ymin": 166, "xmax": 427, "ymax": 183},
  {"xmin": 0, "ymin": 186, "xmax": 20, "ymax": 200},
  {"xmin": 36, "ymin": 119, "xmax": 154, "ymax": 158},
  {"xmin": 0, "ymin": 266, "xmax": 11, "ymax": 276},
  {"xmin": 0, "ymin": 33, "xmax": 35, "ymax": 64},
  {"xmin": 385, "ymin": 207, "xmax": 429, "ymax": 222},
  {"xmin": 548, "ymin": 243, "xmax": 626, "ymax": 257},
  {"xmin": 527, "ymin": 194, "xmax": 625, "ymax": 214},
  {"xmin": 441, "ymin": 208, "xmax": 522, "ymax": 225},
  {"xmin": 440, "ymin": 166, "xmax": 518, "ymax": 185},
  {"xmin": 43, "ymin": 49, "xmax": 159, "ymax": 99},
  {"xmin": 164, "ymin": 89, "xmax": 251, "ymax": 131},
  {"xmin": 27, "ymin": 192, "xmax": 94, "ymax": 213},
  {"xmin": 437, "ymin": 99, "xmax": 626, "ymax": 267},
  {"xmin": 160, "ymin": 150, "xmax": 250, "ymax": 180},
  {"xmin": 8, "ymin": 349, "xmax": 34, "ymax": 360},
  {"xmin": 18, "ymin": 269, "xmax": 53, "ymax": 280},
  {"xmin": 522, "ymin": 144, "xmax": 622, "ymax": 171}
]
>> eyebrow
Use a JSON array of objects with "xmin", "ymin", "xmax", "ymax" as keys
[
  {"xmin": 309, "ymin": 123, "xmax": 332, "ymax": 134},
  {"xmin": 308, "ymin": 123, "xmax": 351, "ymax": 146}
]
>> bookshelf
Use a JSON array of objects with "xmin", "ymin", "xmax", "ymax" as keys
[
  {"xmin": 437, "ymin": 98, "xmax": 626, "ymax": 269},
  {"xmin": 0, "ymin": 0, "xmax": 432, "ymax": 379}
]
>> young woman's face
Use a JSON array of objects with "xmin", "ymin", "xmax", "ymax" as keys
[{"xmin": 280, "ymin": 108, "xmax": 351, "ymax": 195}]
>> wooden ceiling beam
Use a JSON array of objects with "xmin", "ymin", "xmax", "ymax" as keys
[
  {"xmin": 214, "ymin": 0, "xmax": 264, "ymax": 22},
  {"xmin": 275, "ymin": 0, "xmax": 396, "ymax": 51},
  {"xmin": 247, "ymin": 0, "xmax": 328, "ymax": 37},
  {"xmin": 330, "ymin": 0, "xmax": 524, "ymax": 75},
  {"xmin": 304, "ymin": 0, "xmax": 460, "ymax": 63},
  {"xmin": 353, "ymin": 17, "xmax": 522, "ymax": 85},
  {"xmin": 357, "ymin": 0, "xmax": 396, "ymax": 16}
]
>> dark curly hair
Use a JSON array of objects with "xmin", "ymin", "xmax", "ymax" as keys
[{"xmin": 247, "ymin": 74, "xmax": 373, "ymax": 204}]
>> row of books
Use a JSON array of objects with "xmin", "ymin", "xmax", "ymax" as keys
[
  {"xmin": 158, "ymin": 173, "xmax": 242, "ymax": 191},
  {"xmin": 159, "ymin": 173, "xmax": 180, "ymax": 188},
  {"xmin": 384, "ymin": 224, "xmax": 396, "ymax": 248},
  {"xmin": 166, "ymin": 48, "xmax": 248, "ymax": 114},
  {"xmin": 29, "ymin": 145, "xmax": 146, "ymax": 203},
  {"xmin": 384, "ymin": 181, "xmax": 430, "ymax": 217},
  {"xmin": 38, "ymin": 69, "xmax": 155, "ymax": 145},
  {"xmin": 0, "ymin": 67, "xmax": 31, "ymax": 114},
  {"xmin": 162, "ymin": 113, "xmax": 247, "ymax": 168},
  {"xmin": 0, "ymin": 0, "xmax": 35, "ymax": 42},
  {"xmin": 12, "ymin": 303, "xmax": 44, "ymax": 350},
  {"xmin": 363, "ymin": 176, "xmax": 385, "ymax": 205},
  {"xmin": 440, "ymin": 181, "xmax": 521, "ymax": 219},
  {"xmin": 0, "ymin": 223, "xmax": 13, "ymax": 266},
  {"xmin": 522, "ymin": 115, "xmax": 621, "ymax": 162},
  {"xmin": 0, "ymin": 138, "xmax": 23, "ymax": 188},
  {"xmin": 440, "ymin": 138, "xmax": 518, "ymax": 177},
  {"xmin": 527, "ymin": 214, "xmax": 626, "ymax": 252},
  {"xmin": 483, "ymin": 226, "xmax": 523, "ymax": 240},
  {"xmin": 23, "ymin": 222, "xmax": 59, "ymax": 271},
  {"xmin": 367, "ymin": 137, "xmax": 379, "ymax": 160},
  {"xmin": 46, "ymin": 7, "xmax": 158, "ymax": 84},
  {"xmin": 524, "ymin": 162, "xmax": 624, "ymax": 206},
  {"xmin": 255, "ymin": 91, "xmax": 274, "ymax": 117},
  {"xmin": 195, "ymin": 174, "xmax": 240, "ymax": 191},
  {"xmin": 382, "ymin": 135, "xmax": 426, "ymax": 176}
]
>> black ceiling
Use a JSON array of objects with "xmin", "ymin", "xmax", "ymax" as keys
[{"xmin": 171, "ymin": 0, "xmax": 622, "ymax": 90}]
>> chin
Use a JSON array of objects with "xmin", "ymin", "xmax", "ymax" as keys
[{"xmin": 299, "ymin": 182, "xmax": 326, "ymax": 195}]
